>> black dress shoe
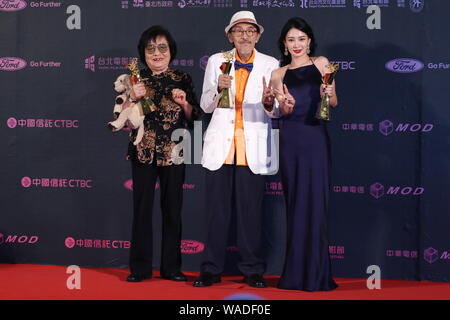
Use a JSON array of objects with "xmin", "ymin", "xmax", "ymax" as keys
[
  {"xmin": 193, "ymin": 272, "xmax": 221, "ymax": 287},
  {"xmin": 161, "ymin": 271, "xmax": 187, "ymax": 282},
  {"xmin": 126, "ymin": 274, "xmax": 152, "ymax": 282},
  {"xmin": 243, "ymin": 274, "xmax": 267, "ymax": 288}
]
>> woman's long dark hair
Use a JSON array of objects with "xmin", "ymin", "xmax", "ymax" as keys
[{"xmin": 278, "ymin": 17, "xmax": 317, "ymax": 67}]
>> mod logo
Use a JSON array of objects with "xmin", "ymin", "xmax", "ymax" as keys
[
  {"xmin": 424, "ymin": 247, "xmax": 438, "ymax": 264},
  {"xmin": 379, "ymin": 120, "xmax": 433, "ymax": 136},
  {"xmin": 370, "ymin": 182, "xmax": 424, "ymax": 199}
]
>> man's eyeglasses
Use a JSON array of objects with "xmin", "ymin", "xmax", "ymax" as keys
[
  {"xmin": 145, "ymin": 44, "xmax": 169, "ymax": 54},
  {"xmin": 231, "ymin": 28, "xmax": 258, "ymax": 37}
]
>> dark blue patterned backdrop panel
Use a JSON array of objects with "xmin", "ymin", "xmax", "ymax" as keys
[{"xmin": 1, "ymin": 0, "xmax": 449, "ymax": 282}]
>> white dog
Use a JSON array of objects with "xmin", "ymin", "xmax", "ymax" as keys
[{"xmin": 108, "ymin": 74, "xmax": 145, "ymax": 146}]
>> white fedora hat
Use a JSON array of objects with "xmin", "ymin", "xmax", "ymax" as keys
[{"xmin": 224, "ymin": 11, "xmax": 264, "ymax": 34}]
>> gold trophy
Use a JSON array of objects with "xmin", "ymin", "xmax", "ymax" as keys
[
  {"xmin": 217, "ymin": 51, "xmax": 234, "ymax": 108},
  {"xmin": 126, "ymin": 58, "xmax": 156, "ymax": 114},
  {"xmin": 315, "ymin": 63, "xmax": 339, "ymax": 121}
]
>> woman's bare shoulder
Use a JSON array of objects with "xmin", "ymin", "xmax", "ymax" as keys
[
  {"xmin": 313, "ymin": 56, "xmax": 331, "ymax": 67},
  {"xmin": 271, "ymin": 65, "xmax": 289, "ymax": 79}
]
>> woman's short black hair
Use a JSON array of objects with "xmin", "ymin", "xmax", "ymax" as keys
[
  {"xmin": 137, "ymin": 25, "xmax": 177, "ymax": 66},
  {"xmin": 278, "ymin": 17, "xmax": 317, "ymax": 67}
]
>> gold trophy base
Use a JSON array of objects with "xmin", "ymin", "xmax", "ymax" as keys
[
  {"xmin": 217, "ymin": 88, "xmax": 232, "ymax": 109},
  {"xmin": 141, "ymin": 98, "xmax": 157, "ymax": 115},
  {"xmin": 316, "ymin": 94, "xmax": 330, "ymax": 121}
]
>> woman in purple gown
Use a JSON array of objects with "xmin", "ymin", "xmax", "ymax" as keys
[{"xmin": 263, "ymin": 17, "xmax": 338, "ymax": 291}]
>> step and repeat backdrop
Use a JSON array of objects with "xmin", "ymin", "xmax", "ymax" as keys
[{"xmin": 1, "ymin": 0, "xmax": 449, "ymax": 282}]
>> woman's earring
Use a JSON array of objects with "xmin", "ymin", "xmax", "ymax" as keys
[
  {"xmin": 284, "ymin": 47, "xmax": 288, "ymax": 56},
  {"xmin": 307, "ymin": 46, "xmax": 310, "ymax": 54}
]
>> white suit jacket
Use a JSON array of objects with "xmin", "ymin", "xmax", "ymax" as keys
[{"xmin": 200, "ymin": 48, "xmax": 280, "ymax": 175}]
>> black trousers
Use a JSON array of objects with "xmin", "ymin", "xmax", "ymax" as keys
[
  {"xmin": 129, "ymin": 160, "xmax": 185, "ymax": 277},
  {"xmin": 200, "ymin": 165, "xmax": 266, "ymax": 276}
]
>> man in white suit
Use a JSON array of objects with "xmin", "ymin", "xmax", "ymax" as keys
[{"xmin": 193, "ymin": 11, "xmax": 280, "ymax": 288}]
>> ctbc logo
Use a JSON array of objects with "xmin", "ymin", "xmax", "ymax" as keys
[
  {"xmin": 0, "ymin": 0, "xmax": 27, "ymax": 11},
  {"xmin": 65, "ymin": 237, "xmax": 131, "ymax": 249},
  {"xmin": 330, "ymin": 60, "xmax": 356, "ymax": 71},
  {"xmin": 370, "ymin": 182, "xmax": 424, "ymax": 199},
  {"xmin": 65, "ymin": 237, "xmax": 76, "ymax": 248},
  {"xmin": 385, "ymin": 58, "xmax": 424, "ymax": 73},
  {"xmin": 21, "ymin": 176, "xmax": 32, "ymax": 188},
  {"xmin": 379, "ymin": 120, "xmax": 433, "ymax": 136},
  {"xmin": 21, "ymin": 176, "xmax": 93, "ymax": 188},
  {"xmin": 180, "ymin": 240, "xmax": 205, "ymax": 254},
  {"xmin": 7, "ymin": 118, "xmax": 79, "ymax": 129},
  {"xmin": 7, "ymin": 117, "xmax": 18, "ymax": 128},
  {"xmin": 0, "ymin": 57, "xmax": 27, "ymax": 71}
]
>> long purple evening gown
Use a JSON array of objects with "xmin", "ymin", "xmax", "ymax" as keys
[{"xmin": 277, "ymin": 63, "xmax": 338, "ymax": 291}]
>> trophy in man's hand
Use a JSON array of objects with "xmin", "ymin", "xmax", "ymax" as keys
[
  {"xmin": 217, "ymin": 50, "xmax": 235, "ymax": 109},
  {"xmin": 126, "ymin": 58, "xmax": 157, "ymax": 114},
  {"xmin": 315, "ymin": 63, "xmax": 339, "ymax": 121}
]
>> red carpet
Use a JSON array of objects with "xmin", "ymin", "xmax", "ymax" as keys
[{"xmin": 1, "ymin": 264, "xmax": 450, "ymax": 300}]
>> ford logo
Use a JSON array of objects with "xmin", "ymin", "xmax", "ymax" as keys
[
  {"xmin": 385, "ymin": 58, "xmax": 424, "ymax": 73},
  {"xmin": 0, "ymin": 57, "xmax": 27, "ymax": 71},
  {"xmin": 0, "ymin": 0, "xmax": 27, "ymax": 12},
  {"xmin": 180, "ymin": 240, "xmax": 205, "ymax": 254}
]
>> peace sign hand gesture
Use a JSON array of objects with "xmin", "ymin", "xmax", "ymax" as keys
[
  {"xmin": 262, "ymin": 76, "xmax": 275, "ymax": 110},
  {"xmin": 274, "ymin": 84, "xmax": 296, "ymax": 115}
]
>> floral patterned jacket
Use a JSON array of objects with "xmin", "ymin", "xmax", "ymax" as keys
[{"xmin": 127, "ymin": 68, "xmax": 201, "ymax": 166}]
